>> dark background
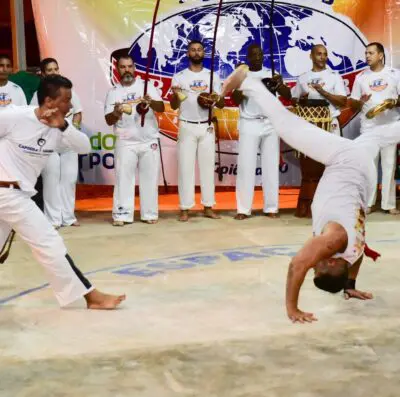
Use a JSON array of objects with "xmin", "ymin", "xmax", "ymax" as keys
[{"xmin": 0, "ymin": 0, "xmax": 39, "ymax": 66}]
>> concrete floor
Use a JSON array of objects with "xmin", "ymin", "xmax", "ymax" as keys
[{"xmin": 1, "ymin": 209, "xmax": 400, "ymax": 396}]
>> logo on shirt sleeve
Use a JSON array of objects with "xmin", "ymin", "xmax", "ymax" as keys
[{"xmin": 369, "ymin": 79, "xmax": 388, "ymax": 92}]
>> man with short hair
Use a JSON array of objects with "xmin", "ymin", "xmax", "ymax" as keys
[
  {"xmin": 232, "ymin": 44, "xmax": 291, "ymax": 220},
  {"xmin": 0, "ymin": 54, "xmax": 27, "ymax": 109},
  {"xmin": 105, "ymin": 54, "xmax": 165, "ymax": 226},
  {"xmin": 291, "ymin": 44, "xmax": 347, "ymax": 136},
  {"xmin": 350, "ymin": 42, "xmax": 400, "ymax": 215},
  {"xmin": 221, "ymin": 65, "xmax": 400, "ymax": 323},
  {"xmin": 291, "ymin": 44, "xmax": 347, "ymax": 218},
  {"xmin": 0, "ymin": 75, "xmax": 125, "ymax": 309},
  {"xmin": 31, "ymin": 58, "xmax": 83, "ymax": 228},
  {"xmin": 170, "ymin": 40, "xmax": 225, "ymax": 222}
]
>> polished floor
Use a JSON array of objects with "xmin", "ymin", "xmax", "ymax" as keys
[{"xmin": 1, "ymin": 192, "xmax": 400, "ymax": 396}]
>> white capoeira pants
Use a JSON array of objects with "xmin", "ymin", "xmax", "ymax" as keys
[
  {"xmin": 364, "ymin": 136, "xmax": 397, "ymax": 210},
  {"xmin": 113, "ymin": 140, "xmax": 160, "ymax": 222},
  {"xmin": 42, "ymin": 151, "xmax": 78, "ymax": 227},
  {"xmin": 236, "ymin": 118, "xmax": 279, "ymax": 215},
  {"xmin": 0, "ymin": 186, "xmax": 93, "ymax": 306},
  {"xmin": 178, "ymin": 121, "xmax": 216, "ymax": 210},
  {"xmin": 239, "ymin": 78, "xmax": 400, "ymax": 180}
]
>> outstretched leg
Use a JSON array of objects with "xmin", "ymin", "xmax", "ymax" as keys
[
  {"xmin": 239, "ymin": 78, "xmax": 352, "ymax": 166},
  {"xmin": 0, "ymin": 189, "xmax": 125, "ymax": 309}
]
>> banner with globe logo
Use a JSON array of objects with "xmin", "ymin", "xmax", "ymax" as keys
[{"xmin": 32, "ymin": 0, "xmax": 399, "ymax": 186}]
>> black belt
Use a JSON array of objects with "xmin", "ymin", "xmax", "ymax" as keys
[
  {"xmin": 0, "ymin": 181, "xmax": 20, "ymax": 190},
  {"xmin": 180, "ymin": 119, "xmax": 209, "ymax": 124}
]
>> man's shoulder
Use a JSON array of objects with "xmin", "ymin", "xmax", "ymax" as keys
[
  {"xmin": 7, "ymin": 81, "xmax": 24, "ymax": 92},
  {"xmin": 173, "ymin": 69, "xmax": 188, "ymax": 78},
  {"xmin": 1, "ymin": 104, "xmax": 32, "ymax": 118},
  {"xmin": 297, "ymin": 71, "xmax": 311, "ymax": 81},
  {"xmin": 383, "ymin": 66, "xmax": 400, "ymax": 78}
]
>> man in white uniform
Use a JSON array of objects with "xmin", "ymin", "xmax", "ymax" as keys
[
  {"xmin": 0, "ymin": 54, "xmax": 27, "ymax": 109},
  {"xmin": 170, "ymin": 40, "xmax": 225, "ymax": 222},
  {"xmin": 350, "ymin": 42, "xmax": 400, "ymax": 215},
  {"xmin": 0, "ymin": 75, "xmax": 125, "ymax": 309},
  {"xmin": 291, "ymin": 45, "xmax": 347, "ymax": 218},
  {"xmin": 232, "ymin": 44, "xmax": 292, "ymax": 220},
  {"xmin": 105, "ymin": 55, "xmax": 165, "ymax": 226},
  {"xmin": 291, "ymin": 44, "xmax": 347, "ymax": 136},
  {"xmin": 222, "ymin": 65, "xmax": 400, "ymax": 323},
  {"xmin": 31, "ymin": 58, "xmax": 83, "ymax": 228}
]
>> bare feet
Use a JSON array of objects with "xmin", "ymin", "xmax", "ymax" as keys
[
  {"xmin": 112, "ymin": 220, "xmax": 133, "ymax": 226},
  {"xmin": 178, "ymin": 210, "xmax": 189, "ymax": 222},
  {"xmin": 387, "ymin": 208, "xmax": 400, "ymax": 215},
  {"xmin": 264, "ymin": 212, "xmax": 279, "ymax": 219},
  {"xmin": 142, "ymin": 219, "xmax": 158, "ymax": 224},
  {"xmin": 204, "ymin": 207, "xmax": 221, "ymax": 219},
  {"xmin": 366, "ymin": 207, "xmax": 373, "ymax": 215},
  {"xmin": 85, "ymin": 289, "xmax": 126, "ymax": 310},
  {"xmin": 71, "ymin": 221, "xmax": 80, "ymax": 227},
  {"xmin": 234, "ymin": 213, "xmax": 250, "ymax": 220}
]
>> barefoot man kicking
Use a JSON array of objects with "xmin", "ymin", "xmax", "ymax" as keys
[
  {"xmin": 0, "ymin": 75, "xmax": 125, "ymax": 309},
  {"xmin": 221, "ymin": 66, "xmax": 400, "ymax": 323}
]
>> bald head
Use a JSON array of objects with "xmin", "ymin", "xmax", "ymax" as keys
[{"xmin": 310, "ymin": 45, "xmax": 328, "ymax": 71}]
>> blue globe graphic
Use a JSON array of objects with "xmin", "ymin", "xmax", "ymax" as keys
[{"xmin": 129, "ymin": 1, "xmax": 367, "ymax": 81}]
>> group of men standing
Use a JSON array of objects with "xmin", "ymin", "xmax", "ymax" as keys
[
  {"xmin": 105, "ymin": 40, "xmax": 400, "ymax": 226},
  {"xmin": 1, "ymin": 39, "xmax": 399, "ymax": 230}
]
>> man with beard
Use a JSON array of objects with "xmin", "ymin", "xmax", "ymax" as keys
[
  {"xmin": 0, "ymin": 54, "xmax": 27, "ymax": 108},
  {"xmin": 350, "ymin": 42, "xmax": 400, "ymax": 215},
  {"xmin": 0, "ymin": 75, "xmax": 125, "ymax": 309},
  {"xmin": 170, "ymin": 40, "xmax": 225, "ymax": 222},
  {"xmin": 105, "ymin": 55, "xmax": 165, "ymax": 226},
  {"xmin": 231, "ymin": 44, "xmax": 291, "ymax": 220},
  {"xmin": 31, "ymin": 58, "xmax": 83, "ymax": 228}
]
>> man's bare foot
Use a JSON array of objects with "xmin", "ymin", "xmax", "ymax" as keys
[
  {"xmin": 204, "ymin": 207, "xmax": 221, "ymax": 219},
  {"xmin": 142, "ymin": 219, "xmax": 158, "ymax": 224},
  {"xmin": 71, "ymin": 221, "xmax": 80, "ymax": 227},
  {"xmin": 264, "ymin": 212, "xmax": 279, "ymax": 219},
  {"xmin": 85, "ymin": 289, "xmax": 126, "ymax": 310},
  {"xmin": 112, "ymin": 220, "xmax": 125, "ymax": 227},
  {"xmin": 178, "ymin": 210, "xmax": 189, "ymax": 222},
  {"xmin": 234, "ymin": 213, "xmax": 250, "ymax": 220},
  {"xmin": 387, "ymin": 208, "xmax": 400, "ymax": 215}
]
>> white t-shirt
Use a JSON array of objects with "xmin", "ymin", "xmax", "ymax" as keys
[
  {"xmin": 171, "ymin": 68, "xmax": 221, "ymax": 122},
  {"xmin": 104, "ymin": 79, "xmax": 162, "ymax": 145},
  {"xmin": 291, "ymin": 69, "xmax": 346, "ymax": 118},
  {"xmin": 239, "ymin": 68, "xmax": 272, "ymax": 119},
  {"xmin": 0, "ymin": 81, "xmax": 27, "ymax": 109},
  {"xmin": 30, "ymin": 88, "xmax": 82, "ymax": 122},
  {"xmin": 0, "ymin": 106, "xmax": 90, "ymax": 195},
  {"xmin": 311, "ymin": 145, "xmax": 375, "ymax": 265},
  {"xmin": 350, "ymin": 66, "xmax": 400, "ymax": 131}
]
